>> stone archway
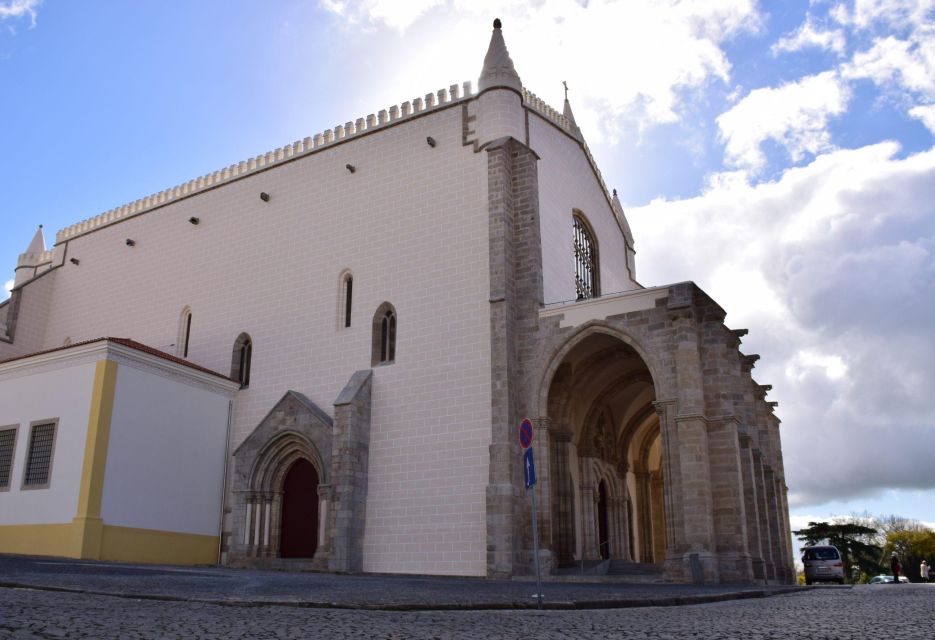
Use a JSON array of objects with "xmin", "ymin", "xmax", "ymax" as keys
[
  {"xmin": 228, "ymin": 391, "xmax": 333, "ymax": 568},
  {"xmin": 537, "ymin": 328, "xmax": 668, "ymax": 570}
]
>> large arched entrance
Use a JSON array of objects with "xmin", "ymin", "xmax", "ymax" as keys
[
  {"xmin": 543, "ymin": 330, "xmax": 667, "ymax": 569},
  {"xmin": 279, "ymin": 459, "xmax": 320, "ymax": 558}
]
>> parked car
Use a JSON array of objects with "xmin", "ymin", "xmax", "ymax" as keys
[
  {"xmin": 802, "ymin": 545, "xmax": 845, "ymax": 585},
  {"xmin": 868, "ymin": 575, "xmax": 909, "ymax": 584}
]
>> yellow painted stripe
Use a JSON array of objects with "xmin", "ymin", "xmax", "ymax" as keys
[
  {"xmin": 0, "ymin": 523, "xmax": 76, "ymax": 558},
  {"xmin": 100, "ymin": 525, "xmax": 219, "ymax": 565},
  {"xmin": 0, "ymin": 523, "xmax": 219, "ymax": 566},
  {"xmin": 73, "ymin": 359, "xmax": 119, "ymax": 559}
]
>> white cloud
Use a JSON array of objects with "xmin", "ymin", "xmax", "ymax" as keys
[
  {"xmin": 319, "ymin": 0, "xmax": 444, "ymax": 30},
  {"xmin": 716, "ymin": 71, "xmax": 851, "ymax": 172},
  {"xmin": 909, "ymin": 104, "xmax": 935, "ymax": 133},
  {"xmin": 772, "ymin": 17, "xmax": 846, "ymax": 56},
  {"xmin": 628, "ymin": 141, "xmax": 935, "ymax": 508},
  {"xmin": 840, "ymin": 3, "xmax": 935, "ymax": 106},
  {"xmin": 319, "ymin": 0, "xmax": 763, "ymax": 143},
  {"xmin": 2, "ymin": 278, "xmax": 11, "ymax": 300},
  {"xmin": 847, "ymin": 0, "xmax": 935, "ymax": 31},
  {"xmin": 0, "ymin": 0, "xmax": 41, "ymax": 27}
]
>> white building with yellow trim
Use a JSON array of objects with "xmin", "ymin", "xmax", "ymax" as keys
[{"xmin": 0, "ymin": 22, "xmax": 794, "ymax": 583}]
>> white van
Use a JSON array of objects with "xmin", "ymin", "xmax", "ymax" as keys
[{"xmin": 802, "ymin": 545, "xmax": 845, "ymax": 585}]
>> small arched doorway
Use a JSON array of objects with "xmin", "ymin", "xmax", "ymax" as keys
[{"xmin": 279, "ymin": 459, "xmax": 320, "ymax": 558}]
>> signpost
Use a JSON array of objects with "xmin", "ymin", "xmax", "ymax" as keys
[{"xmin": 519, "ymin": 418, "xmax": 543, "ymax": 609}]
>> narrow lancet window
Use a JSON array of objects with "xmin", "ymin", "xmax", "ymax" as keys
[
  {"xmin": 231, "ymin": 333, "xmax": 253, "ymax": 387},
  {"xmin": 178, "ymin": 306, "xmax": 193, "ymax": 358},
  {"xmin": 344, "ymin": 275, "xmax": 353, "ymax": 328}
]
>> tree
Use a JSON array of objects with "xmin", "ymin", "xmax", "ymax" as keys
[
  {"xmin": 884, "ymin": 529, "xmax": 935, "ymax": 582},
  {"xmin": 793, "ymin": 521, "xmax": 881, "ymax": 582}
]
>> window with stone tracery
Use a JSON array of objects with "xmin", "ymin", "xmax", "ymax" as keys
[
  {"xmin": 573, "ymin": 213, "xmax": 599, "ymax": 300},
  {"xmin": 371, "ymin": 302, "xmax": 396, "ymax": 366}
]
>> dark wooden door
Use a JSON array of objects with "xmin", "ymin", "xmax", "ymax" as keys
[{"xmin": 279, "ymin": 459, "xmax": 319, "ymax": 558}]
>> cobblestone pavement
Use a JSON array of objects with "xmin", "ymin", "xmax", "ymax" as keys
[
  {"xmin": 1, "ymin": 583, "xmax": 933, "ymax": 639},
  {"xmin": 0, "ymin": 556, "xmax": 795, "ymax": 608}
]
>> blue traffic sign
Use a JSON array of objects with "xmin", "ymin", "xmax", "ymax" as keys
[
  {"xmin": 519, "ymin": 418, "xmax": 534, "ymax": 449},
  {"xmin": 523, "ymin": 447, "xmax": 537, "ymax": 489}
]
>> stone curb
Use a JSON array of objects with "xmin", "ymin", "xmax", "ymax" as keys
[{"xmin": 0, "ymin": 581, "xmax": 809, "ymax": 611}]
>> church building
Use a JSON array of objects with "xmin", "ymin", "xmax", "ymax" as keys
[{"xmin": 0, "ymin": 21, "xmax": 794, "ymax": 584}]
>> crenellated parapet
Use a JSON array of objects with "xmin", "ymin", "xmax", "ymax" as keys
[
  {"xmin": 55, "ymin": 81, "xmax": 476, "ymax": 245},
  {"xmin": 16, "ymin": 250, "xmax": 54, "ymax": 269},
  {"xmin": 521, "ymin": 87, "xmax": 613, "ymax": 209}
]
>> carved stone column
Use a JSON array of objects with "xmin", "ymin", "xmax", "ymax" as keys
[
  {"xmin": 739, "ymin": 434, "xmax": 765, "ymax": 581},
  {"xmin": 549, "ymin": 432, "xmax": 575, "ymax": 566},
  {"xmin": 578, "ymin": 456, "xmax": 599, "ymax": 561},
  {"xmin": 532, "ymin": 417, "xmax": 553, "ymax": 574}
]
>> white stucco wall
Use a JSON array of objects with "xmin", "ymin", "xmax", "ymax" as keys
[
  {"xmin": 0, "ymin": 360, "xmax": 96, "ymax": 525},
  {"xmin": 528, "ymin": 113, "xmax": 638, "ymax": 305},
  {"xmin": 3, "ymin": 102, "xmax": 493, "ymax": 575},
  {"xmin": 100, "ymin": 362, "xmax": 231, "ymax": 536}
]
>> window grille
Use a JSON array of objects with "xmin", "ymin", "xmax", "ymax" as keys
[
  {"xmin": 24, "ymin": 423, "xmax": 55, "ymax": 487},
  {"xmin": 573, "ymin": 215, "xmax": 599, "ymax": 300},
  {"xmin": 0, "ymin": 428, "xmax": 15, "ymax": 489}
]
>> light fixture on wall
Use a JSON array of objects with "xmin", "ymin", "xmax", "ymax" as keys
[
  {"xmin": 346, "ymin": 163, "xmax": 356, "ymax": 173},
  {"xmin": 260, "ymin": 192, "xmax": 270, "ymax": 202},
  {"xmin": 70, "ymin": 258, "xmax": 80, "ymax": 265},
  {"xmin": 188, "ymin": 216, "xmax": 200, "ymax": 225},
  {"xmin": 426, "ymin": 136, "xmax": 436, "ymax": 147},
  {"xmin": 125, "ymin": 239, "xmax": 136, "ymax": 247}
]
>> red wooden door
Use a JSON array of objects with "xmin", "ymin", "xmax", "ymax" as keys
[{"xmin": 279, "ymin": 459, "xmax": 319, "ymax": 558}]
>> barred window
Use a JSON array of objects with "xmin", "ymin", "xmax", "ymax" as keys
[
  {"xmin": 23, "ymin": 423, "xmax": 56, "ymax": 488},
  {"xmin": 573, "ymin": 214, "xmax": 599, "ymax": 300},
  {"xmin": 0, "ymin": 428, "xmax": 16, "ymax": 489}
]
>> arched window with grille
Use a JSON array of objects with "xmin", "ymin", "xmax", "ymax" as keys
[
  {"xmin": 371, "ymin": 302, "xmax": 397, "ymax": 366},
  {"xmin": 573, "ymin": 212, "xmax": 600, "ymax": 300},
  {"xmin": 231, "ymin": 332, "xmax": 253, "ymax": 387}
]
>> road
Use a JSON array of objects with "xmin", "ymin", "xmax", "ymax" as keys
[{"xmin": 1, "ymin": 584, "xmax": 931, "ymax": 639}]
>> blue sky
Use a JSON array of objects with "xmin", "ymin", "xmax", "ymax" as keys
[{"xmin": 3, "ymin": 1, "xmax": 934, "ymax": 538}]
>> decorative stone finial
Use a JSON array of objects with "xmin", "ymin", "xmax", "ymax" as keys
[
  {"xmin": 479, "ymin": 18, "xmax": 522, "ymax": 92},
  {"xmin": 562, "ymin": 90, "xmax": 582, "ymax": 140}
]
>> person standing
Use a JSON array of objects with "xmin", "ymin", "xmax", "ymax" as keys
[
  {"xmin": 891, "ymin": 552, "xmax": 902, "ymax": 583},
  {"xmin": 921, "ymin": 560, "xmax": 930, "ymax": 583}
]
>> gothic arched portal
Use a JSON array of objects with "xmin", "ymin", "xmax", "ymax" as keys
[{"xmin": 540, "ymin": 329, "xmax": 668, "ymax": 570}]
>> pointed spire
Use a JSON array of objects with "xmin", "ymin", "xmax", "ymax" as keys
[
  {"xmin": 478, "ymin": 18, "xmax": 522, "ymax": 92},
  {"xmin": 26, "ymin": 224, "xmax": 46, "ymax": 255},
  {"xmin": 562, "ymin": 82, "xmax": 583, "ymax": 140}
]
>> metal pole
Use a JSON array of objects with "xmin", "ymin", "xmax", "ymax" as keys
[{"xmin": 530, "ymin": 485, "xmax": 543, "ymax": 609}]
